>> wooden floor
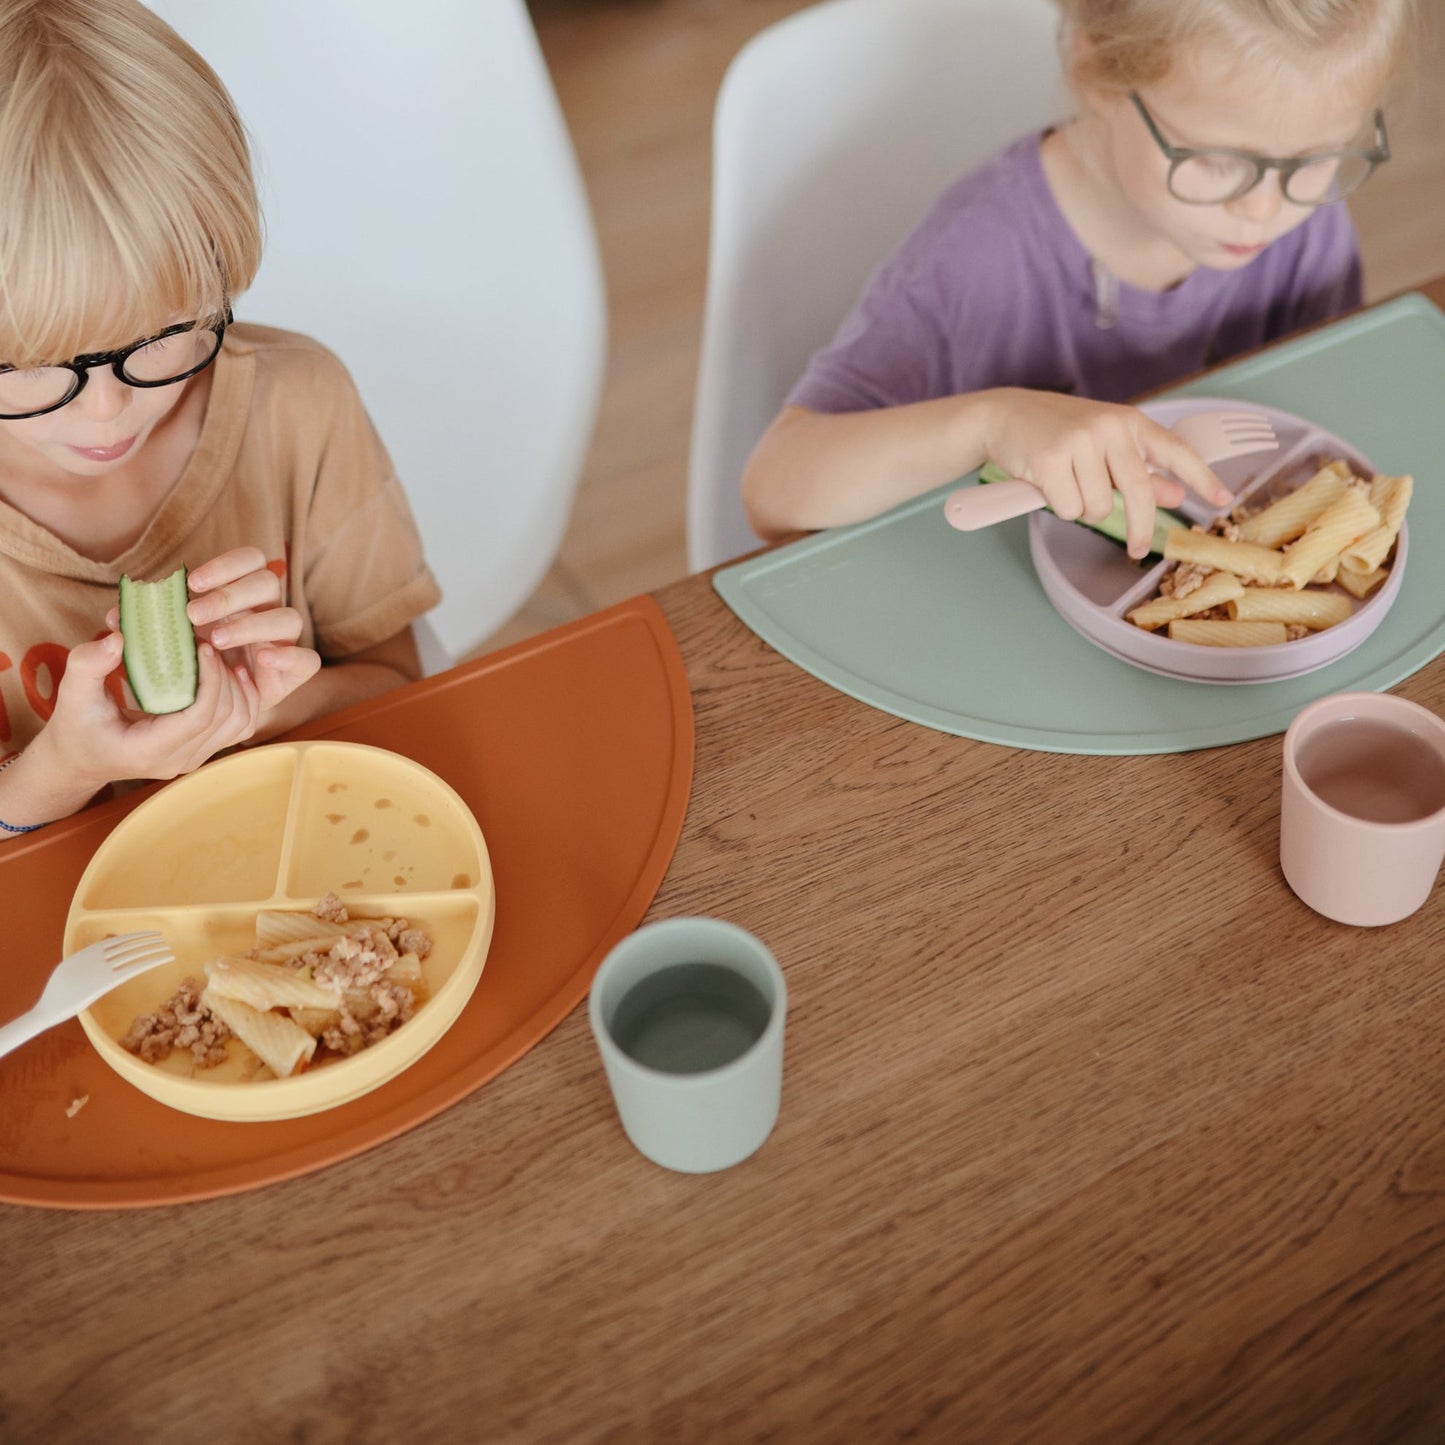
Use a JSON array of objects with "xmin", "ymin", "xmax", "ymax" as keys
[{"xmin": 477, "ymin": 0, "xmax": 1445, "ymax": 655}]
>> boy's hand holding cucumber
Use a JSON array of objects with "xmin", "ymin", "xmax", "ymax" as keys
[
  {"xmin": 117, "ymin": 548, "xmax": 319, "ymax": 717},
  {"xmin": 12, "ymin": 548, "xmax": 320, "ymax": 824}
]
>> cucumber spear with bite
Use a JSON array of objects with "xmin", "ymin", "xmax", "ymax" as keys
[{"xmin": 118, "ymin": 567, "xmax": 198, "ymax": 714}]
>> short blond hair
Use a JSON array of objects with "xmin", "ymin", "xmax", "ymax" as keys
[
  {"xmin": 1056, "ymin": 0, "xmax": 1421, "ymax": 93},
  {"xmin": 0, "ymin": 0, "xmax": 261, "ymax": 367}
]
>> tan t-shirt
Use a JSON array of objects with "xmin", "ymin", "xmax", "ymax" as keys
[{"xmin": 0, "ymin": 323, "xmax": 440, "ymax": 755}]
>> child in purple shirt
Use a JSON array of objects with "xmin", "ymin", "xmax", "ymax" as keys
[{"xmin": 743, "ymin": 0, "xmax": 1414, "ymax": 560}]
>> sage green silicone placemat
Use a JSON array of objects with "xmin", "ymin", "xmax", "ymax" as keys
[{"xmin": 714, "ymin": 293, "xmax": 1445, "ymax": 755}]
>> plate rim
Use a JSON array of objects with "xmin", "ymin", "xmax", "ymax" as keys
[{"xmin": 65, "ymin": 738, "xmax": 494, "ymax": 1121}]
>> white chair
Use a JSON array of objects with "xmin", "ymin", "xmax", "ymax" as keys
[
  {"xmin": 146, "ymin": 0, "xmax": 606, "ymax": 669},
  {"xmin": 686, "ymin": 0, "xmax": 1064, "ymax": 572}
]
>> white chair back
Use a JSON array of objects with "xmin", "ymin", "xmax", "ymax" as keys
[
  {"xmin": 687, "ymin": 0, "xmax": 1064, "ymax": 572},
  {"xmin": 147, "ymin": 0, "xmax": 606, "ymax": 667}
]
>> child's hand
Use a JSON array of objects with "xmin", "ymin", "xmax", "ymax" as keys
[
  {"xmin": 107, "ymin": 548, "xmax": 321, "ymax": 716},
  {"xmin": 33, "ymin": 632, "xmax": 262, "ymax": 796},
  {"xmin": 186, "ymin": 548, "xmax": 322, "ymax": 712},
  {"xmin": 982, "ymin": 391, "xmax": 1234, "ymax": 559}
]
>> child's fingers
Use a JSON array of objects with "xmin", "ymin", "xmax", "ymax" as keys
[
  {"xmin": 62, "ymin": 632, "xmax": 125, "ymax": 688},
  {"xmin": 218, "ymin": 662, "xmax": 263, "ymax": 740},
  {"xmin": 1106, "ymin": 446, "xmax": 1162, "ymax": 559},
  {"xmin": 48, "ymin": 634, "xmax": 129, "ymax": 733},
  {"xmin": 187, "ymin": 569, "xmax": 284, "ymax": 629},
  {"xmin": 1150, "ymin": 475, "xmax": 1187, "ymax": 508},
  {"xmin": 142, "ymin": 646, "xmax": 258, "ymax": 768},
  {"xmin": 1140, "ymin": 420, "xmax": 1232, "ymax": 506},
  {"xmin": 186, "ymin": 547, "xmax": 270, "ymax": 595},
  {"xmin": 1032, "ymin": 455, "xmax": 1085, "ymax": 522},
  {"xmin": 206, "ymin": 606, "xmax": 304, "ymax": 652},
  {"xmin": 113, "ymin": 647, "xmax": 226, "ymax": 777},
  {"xmin": 180, "ymin": 645, "xmax": 253, "ymax": 742},
  {"xmin": 255, "ymin": 644, "xmax": 321, "ymax": 686},
  {"xmin": 252, "ymin": 644, "xmax": 322, "ymax": 710},
  {"xmin": 213, "ymin": 650, "xmax": 263, "ymax": 740},
  {"xmin": 164, "ymin": 641, "xmax": 230, "ymax": 740},
  {"xmin": 1073, "ymin": 448, "xmax": 1116, "ymax": 525}
]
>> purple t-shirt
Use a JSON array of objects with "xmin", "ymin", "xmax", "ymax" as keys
[{"xmin": 788, "ymin": 133, "xmax": 1362, "ymax": 413}]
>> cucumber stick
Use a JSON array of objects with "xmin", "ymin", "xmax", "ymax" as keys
[
  {"xmin": 977, "ymin": 461, "xmax": 1188, "ymax": 557},
  {"xmin": 119, "ymin": 568, "xmax": 198, "ymax": 714}
]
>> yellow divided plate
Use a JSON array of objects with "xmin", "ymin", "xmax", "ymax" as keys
[{"xmin": 64, "ymin": 741, "xmax": 494, "ymax": 1122}]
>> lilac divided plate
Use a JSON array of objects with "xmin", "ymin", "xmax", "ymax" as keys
[{"xmin": 1028, "ymin": 397, "xmax": 1407, "ymax": 685}]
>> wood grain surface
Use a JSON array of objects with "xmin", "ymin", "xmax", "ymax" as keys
[{"xmin": 5, "ymin": 284, "xmax": 1445, "ymax": 1444}]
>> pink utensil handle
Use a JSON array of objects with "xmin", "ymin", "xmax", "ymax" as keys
[{"xmin": 943, "ymin": 478, "xmax": 1047, "ymax": 531}]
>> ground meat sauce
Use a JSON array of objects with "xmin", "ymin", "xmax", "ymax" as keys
[
  {"xmin": 120, "ymin": 976, "xmax": 232, "ymax": 1067},
  {"xmin": 120, "ymin": 893, "xmax": 433, "ymax": 1073}
]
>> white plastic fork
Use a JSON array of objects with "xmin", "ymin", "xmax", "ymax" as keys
[
  {"xmin": 0, "ymin": 931, "xmax": 174, "ymax": 1058},
  {"xmin": 943, "ymin": 408, "xmax": 1280, "ymax": 532}
]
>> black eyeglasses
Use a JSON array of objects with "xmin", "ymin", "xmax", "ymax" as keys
[
  {"xmin": 0, "ymin": 310, "xmax": 231, "ymax": 421},
  {"xmin": 1129, "ymin": 92, "xmax": 1389, "ymax": 207}
]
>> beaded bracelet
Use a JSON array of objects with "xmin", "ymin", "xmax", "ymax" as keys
[{"xmin": 0, "ymin": 751, "xmax": 43, "ymax": 834}]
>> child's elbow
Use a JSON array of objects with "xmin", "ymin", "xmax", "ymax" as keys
[
  {"xmin": 741, "ymin": 456, "xmax": 792, "ymax": 543},
  {"xmin": 741, "ymin": 411, "xmax": 804, "ymax": 541}
]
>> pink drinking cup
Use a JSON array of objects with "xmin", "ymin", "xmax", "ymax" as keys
[{"xmin": 1280, "ymin": 692, "xmax": 1445, "ymax": 926}]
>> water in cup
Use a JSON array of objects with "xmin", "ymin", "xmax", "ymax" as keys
[
  {"xmin": 610, "ymin": 961, "xmax": 771, "ymax": 1074},
  {"xmin": 1295, "ymin": 717, "xmax": 1445, "ymax": 824}
]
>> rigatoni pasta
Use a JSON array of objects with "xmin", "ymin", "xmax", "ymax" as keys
[
  {"xmin": 1127, "ymin": 570, "xmax": 1244, "ymax": 631},
  {"xmin": 204, "ymin": 956, "xmax": 340, "ymax": 1011},
  {"xmin": 1162, "ymin": 530, "xmax": 1283, "ymax": 584},
  {"xmin": 1235, "ymin": 460, "xmax": 1351, "ymax": 546},
  {"xmin": 1129, "ymin": 456, "xmax": 1408, "ymax": 648},
  {"xmin": 1341, "ymin": 474, "xmax": 1412, "ymax": 575},
  {"xmin": 120, "ymin": 893, "xmax": 434, "ymax": 1078},
  {"xmin": 201, "ymin": 991, "xmax": 318, "ymax": 1078},
  {"xmin": 1338, "ymin": 564, "xmax": 1390, "ymax": 600},
  {"xmin": 1167, "ymin": 620, "xmax": 1289, "ymax": 647},
  {"xmin": 1226, "ymin": 588, "xmax": 1353, "ymax": 630},
  {"xmin": 1277, "ymin": 488, "xmax": 1379, "ymax": 590}
]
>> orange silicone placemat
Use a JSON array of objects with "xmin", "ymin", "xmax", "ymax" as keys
[{"xmin": 0, "ymin": 597, "xmax": 693, "ymax": 1208}]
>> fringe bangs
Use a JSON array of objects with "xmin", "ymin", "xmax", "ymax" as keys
[{"xmin": 0, "ymin": 0, "xmax": 259, "ymax": 367}]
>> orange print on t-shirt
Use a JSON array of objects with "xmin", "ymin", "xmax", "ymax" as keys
[{"xmin": 20, "ymin": 641, "xmax": 69, "ymax": 724}]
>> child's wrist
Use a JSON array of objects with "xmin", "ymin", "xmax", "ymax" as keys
[
  {"xmin": 955, "ymin": 387, "xmax": 1013, "ymax": 470},
  {"xmin": 2, "ymin": 732, "xmax": 103, "ymax": 829},
  {"xmin": 0, "ymin": 752, "xmax": 46, "ymax": 833},
  {"xmin": 0, "ymin": 750, "xmax": 70, "ymax": 833}
]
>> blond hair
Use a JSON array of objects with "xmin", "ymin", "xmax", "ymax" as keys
[
  {"xmin": 1056, "ymin": 0, "xmax": 1421, "ymax": 93},
  {"xmin": 0, "ymin": 0, "xmax": 261, "ymax": 367}
]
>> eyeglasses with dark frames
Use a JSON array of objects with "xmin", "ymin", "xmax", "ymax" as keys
[
  {"xmin": 1129, "ymin": 92, "xmax": 1389, "ymax": 207},
  {"xmin": 0, "ymin": 309, "xmax": 232, "ymax": 421}
]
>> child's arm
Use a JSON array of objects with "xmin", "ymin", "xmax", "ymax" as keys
[{"xmin": 743, "ymin": 387, "xmax": 1232, "ymax": 560}]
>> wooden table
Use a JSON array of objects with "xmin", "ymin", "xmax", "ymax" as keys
[{"xmin": 7, "ymin": 282, "xmax": 1445, "ymax": 1443}]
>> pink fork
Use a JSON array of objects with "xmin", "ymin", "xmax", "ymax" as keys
[{"xmin": 943, "ymin": 409, "xmax": 1279, "ymax": 532}]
